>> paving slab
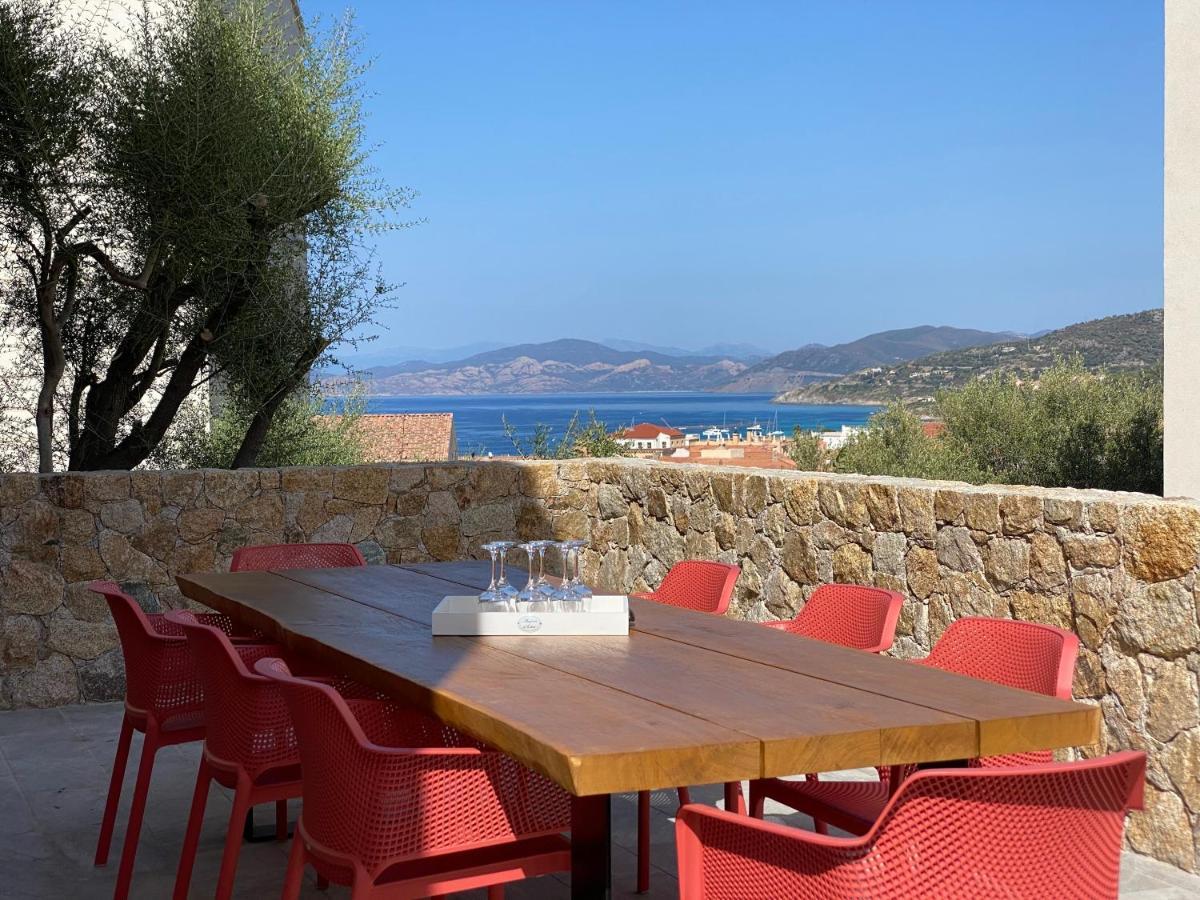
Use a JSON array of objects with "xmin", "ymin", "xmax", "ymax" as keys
[{"xmin": 0, "ymin": 703, "xmax": 1191, "ymax": 898}]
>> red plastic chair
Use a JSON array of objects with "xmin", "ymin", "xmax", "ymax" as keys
[
  {"xmin": 763, "ymin": 583, "xmax": 904, "ymax": 653},
  {"xmin": 629, "ymin": 559, "xmax": 740, "ymax": 892},
  {"xmin": 89, "ymin": 582, "xmax": 264, "ymax": 900},
  {"xmin": 749, "ymin": 616, "xmax": 1081, "ymax": 836},
  {"xmin": 680, "ymin": 752, "xmax": 1145, "ymax": 900},
  {"xmin": 167, "ymin": 611, "xmax": 303, "ymax": 900},
  {"xmin": 629, "ymin": 559, "xmax": 740, "ymax": 614},
  {"xmin": 255, "ymin": 657, "xmax": 572, "ymax": 899},
  {"xmin": 230, "ymin": 541, "xmax": 366, "ymax": 572}
]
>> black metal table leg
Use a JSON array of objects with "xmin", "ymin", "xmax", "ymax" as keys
[
  {"xmin": 242, "ymin": 805, "xmax": 293, "ymax": 843},
  {"xmin": 571, "ymin": 794, "xmax": 611, "ymax": 900}
]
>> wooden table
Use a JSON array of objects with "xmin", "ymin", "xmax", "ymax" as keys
[{"xmin": 178, "ymin": 560, "xmax": 1100, "ymax": 899}]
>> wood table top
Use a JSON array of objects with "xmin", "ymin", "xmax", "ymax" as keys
[{"xmin": 177, "ymin": 561, "xmax": 1100, "ymax": 797}]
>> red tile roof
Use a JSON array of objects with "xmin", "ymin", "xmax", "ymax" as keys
[
  {"xmin": 324, "ymin": 413, "xmax": 457, "ymax": 462},
  {"xmin": 617, "ymin": 422, "xmax": 684, "ymax": 440},
  {"xmin": 922, "ymin": 420, "xmax": 947, "ymax": 438},
  {"xmin": 657, "ymin": 445, "xmax": 798, "ymax": 470}
]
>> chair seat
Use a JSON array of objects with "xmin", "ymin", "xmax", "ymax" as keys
[
  {"xmin": 371, "ymin": 833, "xmax": 572, "ymax": 896},
  {"xmin": 755, "ymin": 776, "xmax": 888, "ymax": 836}
]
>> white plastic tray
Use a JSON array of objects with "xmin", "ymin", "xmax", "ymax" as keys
[{"xmin": 431, "ymin": 595, "xmax": 630, "ymax": 636}]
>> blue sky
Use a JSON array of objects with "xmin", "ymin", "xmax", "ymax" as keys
[{"xmin": 302, "ymin": 0, "xmax": 1163, "ymax": 359}]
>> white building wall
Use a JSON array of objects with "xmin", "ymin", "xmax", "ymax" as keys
[{"xmin": 1165, "ymin": 0, "xmax": 1200, "ymax": 498}]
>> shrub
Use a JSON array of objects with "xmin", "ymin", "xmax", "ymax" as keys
[
  {"xmin": 833, "ymin": 404, "xmax": 989, "ymax": 482},
  {"xmin": 825, "ymin": 360, "xmax": 1163, "ymax": 494},
  {"xmin": 788, "ymin": 427, "xmax": 831, "ymax": 471},
  {"xmin": 501, "ymin": 410, "xmax": 628, "ymax": 459},
  {"xmin": 154, "ymin": 385, "xmax": 367, "ymax": 469},
  {"xmin": 937, "ymin": 360, "xmax": 1162, "ymax": 493}
]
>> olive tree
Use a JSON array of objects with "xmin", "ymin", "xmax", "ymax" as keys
[{"xmin": 0, "ymin": 0, "xmax": 406, "ymax": 472}]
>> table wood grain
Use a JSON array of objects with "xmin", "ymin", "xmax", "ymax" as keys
[{"xmin": 178, "ymin": 561, "xmax": 1100, "ymax": 794}]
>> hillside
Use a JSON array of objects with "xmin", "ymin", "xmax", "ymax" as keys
[
  {"xmin": 358, "ymin": 338, "xmax": 747, "ymax": 395},
  {"xmin": 774, "ymin": 309, "xmax": 1163, "ymax": 405},
  {"xmin": 717, "ymin": 325, "xmax": 1021, "ymax": 393}
]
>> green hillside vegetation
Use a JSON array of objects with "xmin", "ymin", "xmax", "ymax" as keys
[
  {"xmin": 793, "ymin": 361, "xmax": 1164, "ymax": 494},
  {"xmin": 775, "ymin": 309, "xmax": 1163, "ymax": 406}
]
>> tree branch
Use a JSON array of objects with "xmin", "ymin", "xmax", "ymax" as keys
[{"xmin": 70, "ymin": 240, "xmax": 157, "ymax": 291}]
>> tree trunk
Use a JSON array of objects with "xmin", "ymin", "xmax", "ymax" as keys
[
  {"xmin": 33, "ymin": 260, "xmax": 72, "ymax": 473},
  {"xmin": 230, "ymin": 337, "xmax": 329, "ymax": 468}
]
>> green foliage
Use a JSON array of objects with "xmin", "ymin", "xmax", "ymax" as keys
[
  {"xmin": 937, "ymin": 360, "xmax": 1163, "ymax": 493},
  {"xmin": 788, "ymin": 427, "xmax": 830, "ymax": 471},
  {"xmin": 0, "ymin": 0, "xmax": 407, "ymax": 471},
  {"xmin": 502, "ymin": 411, "xmax": 628, "ymax": 460},
  {"xmin": 824, "ymin": 360, "xmax": 1164, "ymax": 494},
  {"xmin": 156, "ymin": 386, "xmax": 367, "ymax": 470},
  {"xmin": 833, "ymin": 404, "xmax": 989, "ymax": 482}
]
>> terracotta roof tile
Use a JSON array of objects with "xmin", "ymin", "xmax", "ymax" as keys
[
  {"xmin": 617, "ymin": 422, "xmax": 684, "ymax": 439},
  {"xmin": 324, "ymin": 413, "xmax": 457, "ymax": 462}
]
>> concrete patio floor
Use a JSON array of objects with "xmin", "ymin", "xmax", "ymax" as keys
[{"xmin": 1, "ymin": 702, "xmax": 1196, "ymax": 899}]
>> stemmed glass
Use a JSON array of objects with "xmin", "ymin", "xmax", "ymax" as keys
[
  {"xmin": 568, "ymin": 539, "xmax": 593, "ymax": 600},
  {"xmin": 493, "ymin": 541, "xmax": 518, "ymax": 601},
  {"xmin": 480, "ymin": 541, "xmax": 516, "ymax": 604},
  {"xmin": 549, "ymin": 541, "xmax": 572, "ymax": 607},
  {"xmin": 517, "ymin": 541, "xmax": 540, "ymax": 605},
  {"xmin": 479, "ymin": 542, "xmax": 503, "ymax": 602},
  {"xmin": 533, "ymin": 540, "xmax": 556, "ymax": 599}
]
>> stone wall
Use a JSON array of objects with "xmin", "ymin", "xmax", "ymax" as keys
[
  {"xmin": 516, "ymin": 459, "xmax": 1200, "ymax": 873},
  {"xmin": 0, "ymin": 463, "xmax": 524, "ymax": 708},
  {"xmin": 0, "ymin": 459, "xmax": 1197, "ymax": 872}
]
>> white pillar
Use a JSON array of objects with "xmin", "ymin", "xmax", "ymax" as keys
[{"xmin": 1165, "ymin": 0, "xmax": 1200, "ymax": 498}]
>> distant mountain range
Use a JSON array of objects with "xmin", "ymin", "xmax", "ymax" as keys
[
  {"xmin": 601, "ymin": 338, "xmax": 771, "ymax": 362},
  {"xmin": 344, "ymin": 311, "xmax": 1161, "ymax": 397},
  {"xmin": 359, "ymin": 338, "xmax": 747, "ymax": 395},
  {"xmin": 717, "ymin": 325, "xmax": 1024, "ymax": 393},
  {"xmin": 774, "ymin": 309, "xmax": 1163, "ymax": 405}
]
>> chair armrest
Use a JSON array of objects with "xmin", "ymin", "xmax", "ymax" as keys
[
  {"xmin": 676, "ymin": 804, "xmax": 872, "ymax": 900},
  {"xmin": 233, "ymin": 643, "xmax": 286, "ymax": 667},
  {"xmin": 762, "ymin": 619, "xmax": 796, "ymax": 631},
  {"xmin": 350, "ymin": 745, "xmax": 571, "ymax": 878}
]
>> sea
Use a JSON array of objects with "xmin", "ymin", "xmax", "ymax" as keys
[{"xmin": 356, "ymin": 392, "xmax": 879, "ymax": 456}]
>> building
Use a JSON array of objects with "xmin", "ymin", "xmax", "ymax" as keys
[
  {"xmin": 814, "ymin": 424, "xmax": 864, "ymax": 450},
  {"xmin": 614, "ymin": 423, "xmax": 684, "ymax": 451},
  {"xmin": 328, "ymin": 413, "xmax": 457, "ymax": 462}
]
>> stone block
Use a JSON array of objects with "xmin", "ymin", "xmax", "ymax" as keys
[
  {"xmin": 1122, "ymin": 504, "xmax": 1200, "ymax": 583},
  {"xmin": 1114, "ymin": 579, "xmax": 1199, "ymax": 658},
  {"xmin": 905, "ymin": 546, "xmax": 939, "ymax": 599},
  {"xmin": 781, "ymin": 531, "xmax": 818, "ymax": 584},
  {"xmin": 935, "ymin": 527, "xmax": 983, "ymax": 572},
  {"xmin": 999, "ymin": 494, "xmax": 1041, "ymax": 534},
  {"xmin": 6, "ymin": 653, "xmax": 78, "ymax": 707},
  {"xmin": 1, "ymin": 559, "xmax": 65, "ymax": 615},
  {"xmin": 333, "ymin": 466, "xmax": 390, "ymax": 505}
]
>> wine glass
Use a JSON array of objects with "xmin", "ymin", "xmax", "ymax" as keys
[
  {"xmin": 553, "ymin": 541, "xmax": 582, "ymax": 610},
  {"xmin": 567, "ymin": 539, "xmax": 592, "ymax": 600},
  {"xmin": 479, "ymin": 541, "xmax": 503, "ymax": 602},
  {"xmin": 517, "ymin": 542, "xmax": 540, "ymax": 604},
  {"xmin": 529, "ymin": 540, "xmax": 554, "ymax": 598},
  {"xmin": 493, "ymin": 541, "xmax": 518, "ymax": 601},
  {"xmin": 549, "ymin": 541, "xmax": 573, "ymax": 604}
]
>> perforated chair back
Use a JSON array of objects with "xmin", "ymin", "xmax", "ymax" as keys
[
  {"xmin": 927, "ymin": 616, "xmax": 1077, "ymax": 696},
  {"xmin": 769, "ymin": 583, "xmax": 903, "ymax": 652},
  {"xmin": 679, "ymin": 752, "xmax": 1145, "ymax": 900},
  {"xmin": 231, "ymin": 542, "xmax": 366, "ymax": 572},
  {"xmin": 90, "ymin": 581, "xmax": 205, "ymax": 723},
  {"xmin": 925, "ymin": 616, "xmax": 1079, "ymax": 768},
  {"xmin": 167, "ymin": 611, "xmax": 295, "ymax": 781},
  {"xmin": 641, "ymin": 560, "xmax": 740, "ymax": 614},
  {"xmin": 256, "ymin": 657, "xmax": 571, "ymax": 883}
]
